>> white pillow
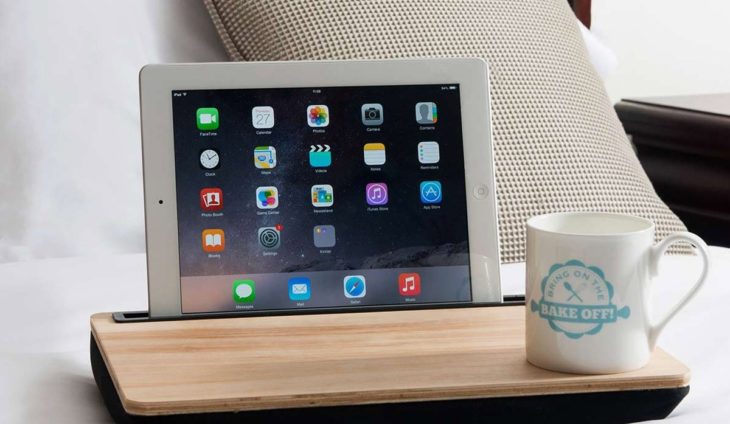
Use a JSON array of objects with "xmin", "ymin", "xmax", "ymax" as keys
[{"xmin": 0, "ymin": 0, "xmax": 227, "ymax": 262}]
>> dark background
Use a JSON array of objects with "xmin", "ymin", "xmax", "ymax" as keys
[{"xmin": 171, "ymin": 84, "xmax": 470, "ymax": 282}]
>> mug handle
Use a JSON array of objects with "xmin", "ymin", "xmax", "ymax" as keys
[{"xmin": 648, "ymin": 232, "xmax": 711, "ymax": 348}]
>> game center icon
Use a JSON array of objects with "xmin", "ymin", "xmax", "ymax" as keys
[{"xmin": 256, "ymin": 186, "xmax": 279, "ymax": 209}]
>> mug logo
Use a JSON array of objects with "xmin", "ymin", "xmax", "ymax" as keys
[{"xmin": 530, "ymin": 259, "xmax": 630, "ymax": 339}]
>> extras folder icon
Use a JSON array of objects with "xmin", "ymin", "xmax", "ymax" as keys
[{"xmin": 202, "ymin": 229, "xmax": 225, "ymax": 252}]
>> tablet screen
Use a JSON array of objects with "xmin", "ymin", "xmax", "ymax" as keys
[{"xmin": 171, "ymin": 84, "xmax": 472, "ymax": 314}]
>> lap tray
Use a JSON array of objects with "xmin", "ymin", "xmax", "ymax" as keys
[{"xmin": 90, "ymin": 306, "xmax": 689, "ymax": 423}]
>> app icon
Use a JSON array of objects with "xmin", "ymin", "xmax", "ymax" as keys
[
  {"xmin": 418, "ymin": 141, "xmax": 440, "ymax": 164},
  {"xmin": 257, "ymin": 226, "xmax": 281, "ymax": 249},
  {"xmin": 313, "ymin": 225, "xmax": 336, "ymax": 248},
  {"xmin": 363, "ymin": 143, "xmax": 386, "ymax": 166},
  {"xmin": 311, "ymin": 184, "xmax": 334, "ymax": 207},
  {"xmin": 309, "ymin": 145, "xmax": 331, "ymax": 167},
  {"xmin": 200, "ymin": 188, "xmax": 223, "ymax": 211},
  {"xmin": 365, "ymin": 182, "xmax": 388, "ymax": 206},
  {"xmin": 196, "ymin": 107, "xmax": 219, "ymax": 131},
  {"xmin": 202, "ymin": 229, "xmax": 225, "ymax": 252},
  {"xmin": 361, "ymin": 103, "xmax": 383, "ymax": 126},
  {"xmin": 251, "ymin": 106, "xmax": 274, "ymax": 129},
  {"xmin": 232, "ymin": 280, "xmax": 255, "ymax": 303},
  {"xmin": 398, "ymin": 273, "xmax": 421, "ymax": 296},
  {"xmin": 256, "ymin": 186, "xmax": 279, "ymax": 209},
  {"xmin": 415, "ymin": 102, "xmax": 437, "ymax": 124},
  {"xmin": 343, "ymin": 275, "xmax": 366, "ymax": 299},
  {"xmin": 200, "ymin": 148, "xmax": 220, "ymax": 170},
  {"xmin": 254, "ymin": 146, "xmax": 277, "ymax": 169},
  {"xmin": 288, "ymin": 277, "xmax": 311, "ymax": 301},
  {"xmin": 307, "ymin": 105, "xmax": 329, "ymax": 127},
  {"xmin": 420, "ymin": 181, "xmax": 442, "ymax": 204}
]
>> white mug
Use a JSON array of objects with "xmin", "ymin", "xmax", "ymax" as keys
[{"xmin": 525, "ymin": 212, "xmax": 710, "ymax": 374}]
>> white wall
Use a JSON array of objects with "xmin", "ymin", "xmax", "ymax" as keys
[{"xmin": 592, "ymin": 0, "xmax": 730, "ymax": 103}]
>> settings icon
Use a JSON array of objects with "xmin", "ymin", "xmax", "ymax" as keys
[{"xmin": 257, "ymin": 226, "xmax": 281, "ymax": 249}]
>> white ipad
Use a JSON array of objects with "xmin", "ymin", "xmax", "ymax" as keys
[{"xmin": 140, "ymin": 58, "xmax": 501, "ymax": 319}]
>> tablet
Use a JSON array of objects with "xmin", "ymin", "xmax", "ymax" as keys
[{"xmin": 140, "ymin": 59, "xmax": 501, "ymax": 319}]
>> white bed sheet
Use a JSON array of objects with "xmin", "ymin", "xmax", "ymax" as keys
[{"xmin": 0, "ymin": 247, "xmax": 728, "ymax": 423}]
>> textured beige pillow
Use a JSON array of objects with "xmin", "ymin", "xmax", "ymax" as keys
[{"xmin": 203, "ymin": 0, "xmax": 687, "ymax": 263}]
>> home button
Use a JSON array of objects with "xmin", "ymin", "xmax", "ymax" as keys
[{"xmin": 473, "ymin": 184, "xmax": 488, "ymax": 199}]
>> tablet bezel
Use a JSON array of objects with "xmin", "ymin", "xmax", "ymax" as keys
[{"xmin": 140, "ymin": 58, "xmax": 501, "ymax": 319}]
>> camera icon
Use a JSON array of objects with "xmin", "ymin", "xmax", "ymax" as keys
[{"xmin": 361, "ymin": 103, "xmax": 383, "ymax": 126}]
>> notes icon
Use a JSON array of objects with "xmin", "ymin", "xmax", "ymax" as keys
[
  {"xmin": 366, "ymin": 182, "xmax": 388, "ymax": 206},
  {"xmin": 363, "ymin": 143, "xmax": 386, "ymax": 166},
  {"xmin": 398, "ymin": 273, "xmax": 421, "ymax": 296}
]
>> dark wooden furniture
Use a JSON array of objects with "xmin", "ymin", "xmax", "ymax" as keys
[
  {"xmin": 615, "ymin": 94, "xmax": 730, "ymax": 247},
  {"xmin": 569, "ymin": 0, "xmax": 592, "ymax": 28}
]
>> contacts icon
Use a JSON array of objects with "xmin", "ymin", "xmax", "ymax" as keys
[{"xmin": 415, "ymin": 102, "xmax": 437, "ymax": 124}]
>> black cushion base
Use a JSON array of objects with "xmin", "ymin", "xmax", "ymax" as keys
[{"xmin": 91, "ymin": 334, "xmax": 688, "ymax": 424}]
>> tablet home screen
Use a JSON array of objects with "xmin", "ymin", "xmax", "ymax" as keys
[{"xmin": 171, "ymin": 84, "xmax": 472, "ymax": 314}]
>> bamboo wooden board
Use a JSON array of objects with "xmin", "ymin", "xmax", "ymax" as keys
[{"xmin": 90, "ymin": 306, "xmax": 690, "ymax": 416}]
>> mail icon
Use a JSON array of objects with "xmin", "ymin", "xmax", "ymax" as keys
[{"xmin": 288, "ymin": 277, "xmax": 311, "ymax": 301}]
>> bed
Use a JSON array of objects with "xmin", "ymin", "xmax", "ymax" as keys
[{"xmin": 1, "ymin": 1, "xmax": 728, "ymax": 422}]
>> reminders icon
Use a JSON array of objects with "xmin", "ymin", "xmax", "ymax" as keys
[
  {"xmin": 363, "ymin": 143, "xmax": 386, "ymax": 166},
  {"xmin": 418, "ymin": 141, "xmax": 440, "ymax": 164}
]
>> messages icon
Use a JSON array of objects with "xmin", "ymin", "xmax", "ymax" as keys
[{"xmin": 232, "ymin": 280, "xmax": 255, "ymax": 303}]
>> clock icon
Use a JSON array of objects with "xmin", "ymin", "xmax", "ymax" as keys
[{"xmin": 200, "ymin": 149, "xmax": 220, "ymax": 169}]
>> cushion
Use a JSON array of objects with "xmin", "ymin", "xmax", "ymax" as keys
[{"xmin": 203, "ymin": 0, "xmax": 687, "ymax": 263}]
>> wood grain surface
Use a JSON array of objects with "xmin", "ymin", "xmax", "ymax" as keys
[{"xmin": 90, "ymin": 306, "xmax": 690, "ymax": 416}]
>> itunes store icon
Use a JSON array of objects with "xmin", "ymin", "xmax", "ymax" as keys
[{"xmin": 366, "ymin": 182, "xmax": 388, "ymax": 206}]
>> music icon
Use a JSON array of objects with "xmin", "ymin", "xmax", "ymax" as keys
[
  {"xmin": 398, "ymin": 273, "xmax": 421, "ymax": 296},
  {"xmin": 365, "ymin": 182, "xmax": 388, "ymax": 206}
]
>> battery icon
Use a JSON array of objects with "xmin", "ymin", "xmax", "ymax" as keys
[{"xmin": 449, "ymin": 86, "xmax": 457, "ymax": 90}]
